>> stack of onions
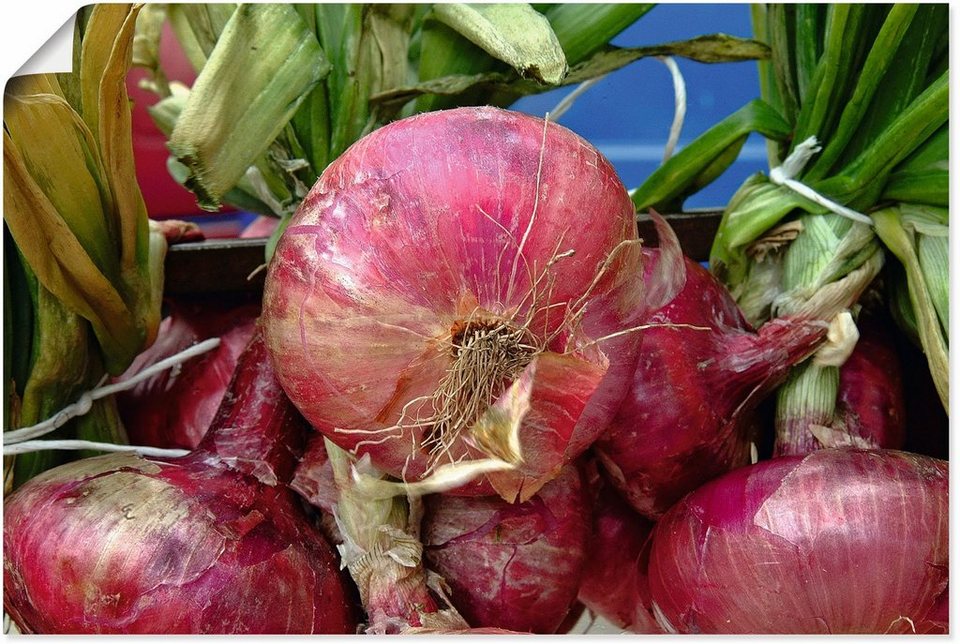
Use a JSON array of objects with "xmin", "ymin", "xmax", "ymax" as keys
[
  {"xmin": 262, "ymin": 106, "xmax": 679, "ymax": 502},
  {"xmin": 3, "ymin": 332, "xmax": 358, "ymax": 634}
]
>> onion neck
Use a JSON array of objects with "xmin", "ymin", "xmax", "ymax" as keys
[
  {"xmin": 324, "ymin": 439, "xmax": 467, "ymax": 633},
  {"xmin": 714, "ymin": 317, "xmax": 827, "ymax": 405},
  {"xmin": 193, "ymin": 328, "xmax": 306, "ymax": 484},
  {"xmin": 773, "ymin": 361, "xmax": 840, "ymax": 456}
]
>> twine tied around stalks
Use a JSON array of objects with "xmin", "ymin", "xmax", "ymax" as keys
[{"xmin": 769, "ymin": 136, "xmax": 874, "ymax": 226}]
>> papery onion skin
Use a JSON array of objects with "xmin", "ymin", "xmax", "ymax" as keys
[
  {"xmin": 263, "ymin": 106, "xmax": 660, "ymax": 501},
  {"xmin": 595, "ymin": 249, "xmax": 826, "ymax": 518},
  {"xmin": 577, "ymin": 467, "xmax": 660, "ymax": 633},
  {"xmin": 115, "ymin": 295, "xmax": 260, "ymax": 449},
  {"xmin": 648, "ymin": 449, "xmax": 948, "ymax": 634},
  {"xmin": 3, "ymin": 333, "xmax": 358, "ymax": 634},
  {"xmin": 421, "ymin": 463, "xmax": 589, "ymax": 633}
]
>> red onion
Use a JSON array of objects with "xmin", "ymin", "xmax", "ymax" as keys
[
  {"xmin": 774, "ymin": 311, "xmax": 906, "ymax": 455},
  {"xmin": 262, "ymin": 107, "xmax": 676, "ymax": 502},
  {"xmin": 648, "ymin": 449, "xmax": 948, "ymax": 634},
  {"xmin": 577, "ymin": 469, "xmax": 659, "ymax": 633},
  {"xmin": 421, "ymin": 462, "xmax": 589, "ymax": 633},
  {"xmin": 114, "ymin": 296, "xmax": 260, "ymax": 449},
  {"xmin": 594, "ymin": 248, "xmax": 826, "ymax": 517},
  {"xmin": 3, "ymin": 332, "xmax": 359, "ymax": 634}
]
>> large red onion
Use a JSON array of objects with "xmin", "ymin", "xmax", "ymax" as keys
[
  {"xmin": 3, "ymin": 332, "xmax": 358, "ymax": 634},
  {"xmin": 594, "ymin": 248, "xmax": 826, "ymax": 518},
  {"xmin": 774, "ymin": 311, "xmax": 906, "ymax": 455},
  {"xmin": 263, "ymin": 106, "xmax": 676, "ymax": 502},
  {"xmin": 577, "ymin": 469, "xmax": 659, "ymax": 633},
  {"xmin": 648, "ymin": 449, "xmax": 948, "ymax": 634},
  {"xmin": 114, "ymin": 295, "xmax": 260, "ymax": 449},
  {"xmin": 421, "ymin": 462, "xmax": 589, "ymax": 633}
]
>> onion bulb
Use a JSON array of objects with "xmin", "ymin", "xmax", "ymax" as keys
[
  {"xmin": 3, "ymin": 332, "xmax": 358, "ymax": 634},
  {"xmin": 421, "ymin": 462, "xmax": 589, "ymax": 633},
  {"xmin": 577, "ymin": 466, "xmax": 659, "ymax": 633},
  {"xmin": 114, "ymin": 295, "xmax": 260, "ymax": 449},
  {"xmin": 595, "ymin": 247, "xmax": 826, "ymax": 518},
  {"xmin": 648, "ymin": 448, "xmax": 948, "ymax": 634},
  {"xmin": 774, "ymin": 311, "xmax": 907, "ymax": 455},
  {"xmin": 263, "ymin": 106, "xmax": 675, "ymax": 502}
]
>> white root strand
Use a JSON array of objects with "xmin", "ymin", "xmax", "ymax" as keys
[{"xmin": 548, "ymin": 76, "xmax": 607, "ymax": 122}]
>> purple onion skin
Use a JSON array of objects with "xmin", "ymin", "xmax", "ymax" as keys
[
  {"xmin": 3, "ymin": 333, "xmax": 359, "ymax": 634},
  {"xmin": 577, "ymin": 473, "xmax": 660, "ymax": 633},
  {"xmin": 595, "ymin": 253, "xmax": 826, "ymax": 518},
  {"xmin": 649, "ymin": 449, "xmax": 948, "ymax": 634},
  {"xmin": 115, "ymin": 296, "xmax": 260, "ymax": 449},
  {"xmin": 835, "ymin": 315, "xmax": 906, "ymax": 449},
  {"xmin": 422, "ymin": 463, "xmax": 589, "ymax": 633}
]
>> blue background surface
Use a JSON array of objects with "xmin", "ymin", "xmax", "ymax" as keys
[{"xmin": 512, "ymin": 3, "xmax": 767, "ymax": 210}]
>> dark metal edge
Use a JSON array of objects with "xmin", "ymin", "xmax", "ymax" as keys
[{"xmin": 163, "ymin": 211, "xmax": 723, "ymax": 295}]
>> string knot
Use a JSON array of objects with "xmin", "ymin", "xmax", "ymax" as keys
[
  {"xmin": 769, "ymin": 136, "xmax": 873, "ymax": 226},
  {"xmin": 73, "ymin": 392, "xmax": 95, "ymax": 417}
]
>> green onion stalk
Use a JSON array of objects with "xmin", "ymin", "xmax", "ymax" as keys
[
  {"xmin": 632, "ymin": 4, "xmax": 947, "ymax": 453},
  {"xmin": 3, "ymin": 5, "xmax": 169, "ymax": 488},
  {"xmin": 132, "ymin": 3, "xmax": 771, "ymax": 260}
]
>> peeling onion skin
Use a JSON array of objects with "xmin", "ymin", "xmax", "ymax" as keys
[
  {"xmin": 115, "ymin": 296, "xmax": 260, "ymax": 449},
  {"xmin": 421, "ymin": 463, "xmax": 590, "ymax": 633},
  {"xmin": 577, "ymin": 470, "xmax": 660, "ymax": 633},
  {"xmin": 262, "ymin": 106, "xmax": 663, "ymax": 501},
  {"xmin": 595, "ymin": 250, "xmax": 827, "ymax": 518},
  {"xmin": 648, "ymin": 449, "xmax": 948, "ymax": 634},
  {"xmin": 3, "ymin": 333, "xmax": 359, "ymax": 634}
]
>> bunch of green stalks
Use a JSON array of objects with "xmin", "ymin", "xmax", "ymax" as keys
[
  {"xmin": 632, "ymin": 4, "xmax": 948, "ymax": 446},
  {"xmin": 3, "ymin": 5, "xmax": 171, "ymax": 488},
  {"xmin": 135, "ymin": 3, "xmax": 770, "ymax": 256}
]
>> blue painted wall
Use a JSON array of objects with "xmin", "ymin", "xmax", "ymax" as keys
[{"xmin": 512, "ymin": 3, "xmax": 767, "ymax": 210}]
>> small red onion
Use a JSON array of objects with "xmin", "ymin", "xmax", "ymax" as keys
[
  {"xmin": 263, "ymin": 106, "xmax": 673, "ymax": 502},
  {"xmin": 421, "ymin": 463, "xmax": 589, "ymax": 633},
  {"xmin": 774, "ymin": 311, "xmax": 906, "ymax": 455},
  {"xmin": 648, "ymin": 449, "xmax": 948, "ymax": 634},
  {"xmin": 114, "ymin": 296, "xmax": 260, "ymax": 449},
  {"xmin": 835, "ymin": 314, "xmax": 906, "ymax": 447},
  {"xmin": 595, "ymin": 248, "xmax": 826, "ymax": 518},
  {"xmin": 3, "ymin": 332, "xmax": 359, "ymax": 634},
  {"xmin": 577, "ymin": 469, "xmax": 659, "ymax": 633}
]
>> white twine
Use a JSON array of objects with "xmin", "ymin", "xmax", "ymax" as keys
[
  {"xmin": 4, "ymin": 440, "xmax": 189, "ymax": 458},
  {"xmin": 769, "ymin": 136, "xmax": 874, "ymax": 226},
  {"xmin": 3, "ymin": 337, "xmax": 221, "ymax": 449},
  {"xmin": 659, "ymin": 56, "xmax": 686, "ymax": 163}
]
